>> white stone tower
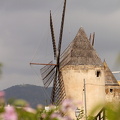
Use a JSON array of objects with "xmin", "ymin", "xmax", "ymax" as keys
[{"xmin": 60, "ymin": 27, "xmax": 105, "ymax": 118}]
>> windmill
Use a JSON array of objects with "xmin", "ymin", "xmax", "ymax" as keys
[{"xmin": 30, "ymin": 0, "xmax": 67, "ymax": 105}]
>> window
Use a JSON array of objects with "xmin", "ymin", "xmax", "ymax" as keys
[
  {"xmin": 96, "ymin": 70, "xmax": 101, "ymax": 77},
  {"xmin": 110, "ymin": 89, "xmax": 113, "ymax": 93}
]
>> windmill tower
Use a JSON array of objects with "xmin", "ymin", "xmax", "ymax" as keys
[
  {"xmin": 59, "ymin": 28, "xmax": 105, "ymax": 117},
  {"xmin": 30, "ymin": 0, "xmax": 106, "ymax": 118}
]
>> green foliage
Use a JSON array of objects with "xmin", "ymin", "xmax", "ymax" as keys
[
  {"xmin": 13, "ymin": 99, "xmax": 28, "ymax": 107},
  {"xmin": 88, "ymin": 103, "xmax": 120, "ymax": 120},
  {"xmin": 15, "ymin": 106, "xmax": 59, "ymax": 120},
  {"xmin": 7, "ymin": 98, "xmax": 16, "ymax": 105},
  {"xmin": 0, "ymin": 63, "xmax": 3, "ymax": 76},
  {"xmin": 0, "ymin": 63, "xmax": 2, "ymax": 67},
  {"xmin": 16, "ymin": 108, "xmax": 37, "ymax": 120},
  {"xmin": 105, "ymin": 103, "xmax": 120, "ymax": 120},
  {"xmin": 0, "ymin": 107, "xmax": 4, "ymax": 113},
  {"xmin": 1, "ymin": 97, "xmax": 120, "ymax": 120}
]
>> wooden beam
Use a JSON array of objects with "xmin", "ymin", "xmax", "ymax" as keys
[{"xmin": 30, "ymin": 63, "xmax": 57, "ymax": 66}]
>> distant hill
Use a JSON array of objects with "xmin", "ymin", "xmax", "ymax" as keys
[{"xmin": 3, "ymin": 84, "xmax": 52, "ymax": 108}]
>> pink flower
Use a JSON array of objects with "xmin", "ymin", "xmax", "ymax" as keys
[
  {"xmin": 0, "ymin": 91, "xmax": 5, "ymax": 97},
  {"xmin": 61, "ymin": 99, "xmax": 76, "ymax": 112},
  {"xmin": 41, "ymin": 113, "xmax": 46, "ymax": 119},
  {"xmin": 24, "ymin": 106, "xmax": 36, "ymax": 113},
  {"xmin": 51, "ymin": 113, "xmax": 72, "ymax": 120},
  {"xmin": 62, "ymin": 116, "xmax": 73, "ymax": 120},
  {"xmin": 51, "ymin": 112, "xmax": 61, "ymax": 118},
  {"xmin": 4, "ymin": 105, "xmax": 18, "ymax": 120},
  {"xmin": 49, "ymin": 104, "xmax": 56, "ymax": 110},
  {"xmin": 51, "ymin": 113, "xmax": 63, "ymax": 120}
]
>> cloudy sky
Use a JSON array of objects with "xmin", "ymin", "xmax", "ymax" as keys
[{"xmin": 0, "ymin": 0, "xmax": 120, "ymax": 90}]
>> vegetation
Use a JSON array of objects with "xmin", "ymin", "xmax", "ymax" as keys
[
  {"xmin": 0, "ymin": 90, "xmax": 120, "ymax": 120},
  {"xmin": 0, "ymin": 63, "xmax": 3, "ymax": 76},
  {"xmin": 0, "ymin": 96, "xmax": 78, "ymax": 120},
  {"xmin": 88, "ymin": 103, "xmax": 120, "ymax": 120},
  {"xmin": 0, "ymin": 57, "xmax": 120, "ymax": 119}
]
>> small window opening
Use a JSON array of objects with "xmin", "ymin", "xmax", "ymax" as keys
[
  {"xmin": 110, "ymin": 89, "xmax": 113, "ymax": 93},
  {"xmin": 96, "ymin": 70, "xmax": 101, "ymax": 77}
]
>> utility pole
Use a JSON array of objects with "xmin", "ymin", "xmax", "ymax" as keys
[{"xmin": 84, "ymin": 79, "xmax": 87, "ymax": 120}]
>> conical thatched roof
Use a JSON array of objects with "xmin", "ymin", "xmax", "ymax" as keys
[
  {"xmin": 104, "ymin": 60, "xmax": 119, "ymax": 86},
  {"xmin": 60, "ymin": 27, "xmax": 103, "ymax": 67}
]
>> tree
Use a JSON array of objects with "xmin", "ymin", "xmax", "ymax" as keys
[{"xmin": 0, "ymin": 63, "xmax": 3, "ymax": 77}]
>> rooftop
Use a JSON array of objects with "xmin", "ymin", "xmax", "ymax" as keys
[
  {"xmin": 60, "ymin": 27, "xmax": 103, "ymax": 67},
  {"xmin": 104, "ymin": 60, "xmax": 119, "ymax": 86}
]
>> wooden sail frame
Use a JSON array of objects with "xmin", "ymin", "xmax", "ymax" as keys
[
  {"xmin": 50, "ymin": 11, "xmax": 57, "ymax": 60},
  {"xmin": 30, "ymin": 63, "xmax": 57, "ymax": 66},
  {"xmin": 30, "ymin": 0, "xmax": 67, "ymax": 105},
  {"xmin": 51, "ymin": 0, "xmax": 67, "ymax": 104}
]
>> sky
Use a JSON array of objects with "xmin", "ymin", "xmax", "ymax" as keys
[{"xmin": 0, "ymin": 0, "xmax": 120, "ymax": 90}]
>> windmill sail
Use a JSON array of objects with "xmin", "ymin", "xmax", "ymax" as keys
[
  {"xmin": 50, "ymin": 11, "xmax": 57, "ymax": 59},
  {"xmin": 30, "ymin": 0, "xmax": 67, "ymax": 105},
  {"xmin": 52, "ymin": 72, "xmax": 66, "ymax": 104},
  {"xmin": 57, "ymin": 0, "xmax": 67, "ymax": 68},
  {"xmin": 40, "ymin": 61, "xmax": 56, "ymax": 88},
  {"xmin": 39, "ymin": 11, "xmax": 58, "ymax": 88},
  {"xmin": 51, "ymin": 0, "xmax": 67, "ymax": 104}
]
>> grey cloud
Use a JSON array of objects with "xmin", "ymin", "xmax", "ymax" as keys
[
  {"xmin": 1, "ymin": 0, "xmax": 120, "ymax": 14},
  {"xmin": 67, "ymin": 0, "xmax": 120, "ymax": 14},
  {"xmin": 0, "ymin": 0, "xmax": 62, "ymax": 12},
  {"xmin": 0, "ymin": 0, "xmax": 120, "ymax": 89}
]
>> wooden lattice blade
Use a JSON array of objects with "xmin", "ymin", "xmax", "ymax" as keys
[
  {"xmin": 57, "ymin": 0, "xmax": 67, "ymax": 69},
  {"xmin": 50, "ymin": 11, "xmax": 57, "ymax": 60},
  {"xmin": 40, "ymin": 61, "xmax": 56, "ymax": 88},
  {"xmin": 51, "ymin": 71, "xmax": 66, "ymax": 105}
]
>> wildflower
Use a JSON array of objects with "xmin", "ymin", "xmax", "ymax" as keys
[
  {"xmin": 45, "ymin": 106, "xmax": 50, "ymax": 112},
  {"xmin": 62, "ymin": 116, "xmax": 73, "ymax": 120},
  {"xmin": 51, "ymin": 112, "xmax": 60, "ymax": 118},
  {"xmin": 0, "ymin": 91, "xmax": 5, "ymax": 97},
  {"xmin": 51, "ymin": 113, "xmax": 73, "ymax": 120},
  {"xmin": 24, "ymin": 106, "xmax": 36, "ymax": 113},
  {"xmin": 61, "ymin": 99, "xmax": 76, "ymax": 112},
  {"xmin": 37, "ymin": 104, "xmax": 43, "ymax": 110},
  {"xmin": 49, "ymin": 104, "xmax": 57, "ymax": 110},
  {"xmin": 41, "ymin": 113, "xmax": 46, "ymax": 119},
  {"xmin": 51, "ymin": 112, "xmax": 62, "ymax": 120},
  {"xmin": 4, "ymin": 105, "xmax": 18, "ymax": 120}
]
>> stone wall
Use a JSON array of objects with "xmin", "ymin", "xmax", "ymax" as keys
[
  {"xmin": 61, "ymin": 65, "xmax": 105, "ymax": 119},
  {"xmin": 105, "ymin": 86, "xmax": 120, "ymax": 103}
]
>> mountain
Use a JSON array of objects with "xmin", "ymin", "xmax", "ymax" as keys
[{"xmin": 3, "ymin": 84, "xmax": 52, "ymax": 108}]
